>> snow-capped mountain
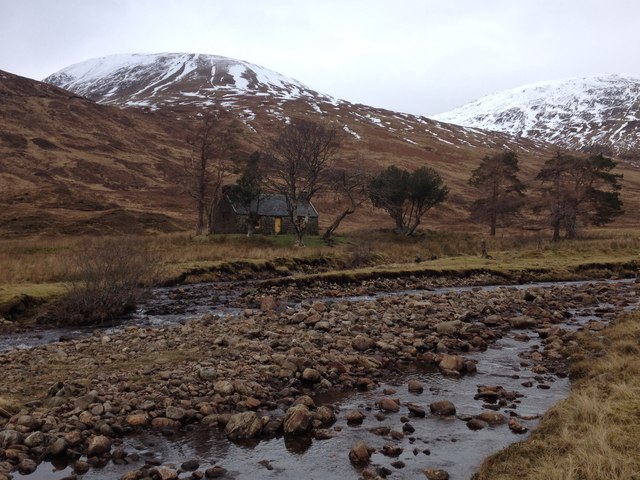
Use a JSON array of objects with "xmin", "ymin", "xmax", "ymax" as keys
[
  {"xmin": 45, "ymin": 53, "xmax": 553, "ymax": 155},
  {"xmin": 432, "ymin": 75, "xmax": 640, "ymax": 158},
  {"xmin": 45, "ymin": 52, "xmax": 340, "ymax": 113}
]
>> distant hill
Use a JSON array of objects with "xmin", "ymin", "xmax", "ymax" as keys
[
  {"xmin": 432, "ymin": 75, "xmax": 640, "ymax": 161},
  {"xmin": 2, "ymin": 55, "xmax": 638, "ymax": 237}
]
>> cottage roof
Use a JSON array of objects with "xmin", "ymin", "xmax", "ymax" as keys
[{"xmin": 228, "ymin": 194, "xmax": 319, "ymax": 218}]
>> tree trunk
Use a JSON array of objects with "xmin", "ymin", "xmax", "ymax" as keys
[
  {"xmin": 490, "ymin": 214, "xmax": 496, "ymax": 237},
  {"xmin": 552, "ymin": 218, "xmax": 561, "ymax": 242},
  {"xmin": 196, "ymin": 201, "xmax": 205, "ymax": 235},
  {"xmin": 322, "ymin": 207, "xmax": 354, "ymax": 242}
]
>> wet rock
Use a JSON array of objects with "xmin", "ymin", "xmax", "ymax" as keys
[
  {"xmin": 315, "ymin": 405, "xmax": 336, "ymax": 426},
  {"xmin": 508, "ymin": 418, "xmax": 528, "ymax": 434},
  {"xmin": 510, "ymin": 316, "xmax": 537, "ymax": 329},
  {"xmin": 382, "ymin": 444, "xmax": 403, "ymax": 457},
  {"xmin": 407, "ymin": 403, "xmax": 426, "ymax": 417},
  {"xmin": 429, "ymin": 400, "xmax": 456, "ymax": 416},
  {"xmin": 346, "ymin": 410, "xmax": 366, "ymax": 424},
  {"xmin": 86, "ymin": 435, "xmax": 112, "ymax": 457},
  {"xmin": 424, "ymin": 468, "xmax": 450, "ymax": 480},
  {"xmin": 349, "ymin": 440, "xmax": 373, "ymax": 466},
  {"xmin": 151, "ymin": 417, "xmax": 180, "ymax": 430},
  {"xmin": 378, "ymin": 398, "xmax": 400, "ymax": 413},
  {"xmin": 74, "ymin": 460, "xmax": 91, "ymax": 475},
  {"xmin": 181, "ymin": 459, "xmax": 200, "ymax": 471},
  {"xmin": 17, "ymin": 458, "xmax": 37, "ymax": 475},
  {"xmin": 438, "ymin": 354, "xmax": 465, "ymax": 372},
  {"xmin": 157, "ymin": 467, "xmax": 179, "ymax": 480},
  {"xmin": 402, "ymin": 422, "xmax": 415, "ymax": 433},
  {"xmin": 225, "ymin": 412, "xmax": 263, "ymax": 440},
  {"xmin": 48, "ymin": 437, "xmax": 69, "ymax": 456},
  {"xmin": 476, "ymin": 411, "xmax": 507, "ymax": 425},
  {"xmin": 408, "ymin": 380, "xmax": 424, "ymax": 393},
  {"xmin": 284, "ymin": 404, "xmax": 311, "ymax": 435},
  {"xmin": 205, "ymin": 466, "xmax": 226, "ymax": 478},
  {"xmin": 466, "ymin": 418, "xmax": 487, "ymax": 430}
]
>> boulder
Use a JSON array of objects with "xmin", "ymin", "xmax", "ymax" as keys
[
  {"xmin": 224, "ymin": 412, "xmax": 262, "ymax": 440},
  {"xmin": 408, "ymin": 380, "xmax": 424, "ymax": 394},
  {"xmin": 429, "ymin": 400, "xmax": 456, "ymax": 416},
  {"xmin": 349, "ymin": 440, "xmax": 372, "ymax": 466},
  {"xmin": 283, "ymin": 404, "xmax": 311, "ymax": 435},
  {"xmin": 438, "ymin": 354, "xmax": 465, "ymax": 372},
  {"xmin": 302, "ymin": 368, "xmax": 322, "ymax": 383},
  {"xmin": 378, "ymin": 398, "xmax": 400, "ymax": 413},
  {"xmin": 86, "ymin": 435, "xmax": 112, "ymax": 457}
]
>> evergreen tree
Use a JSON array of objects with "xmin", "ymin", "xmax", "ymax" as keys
[{"xmin": 468, "ymin": 150, "xmax": 526, "ymax": 236}]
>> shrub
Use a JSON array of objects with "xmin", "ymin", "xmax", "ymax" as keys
[{"xmin": 54, "ymin": 236, "xmax": 158, "ymax": 325}]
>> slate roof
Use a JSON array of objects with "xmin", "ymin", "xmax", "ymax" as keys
[{"xmin": 228, "ymin": 194, "xmax": 319, "ymax": 218}]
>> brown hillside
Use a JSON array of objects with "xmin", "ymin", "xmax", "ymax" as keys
[{"xmin": 2, "ymin": 67, "xmax": 639, "ymax": 237}]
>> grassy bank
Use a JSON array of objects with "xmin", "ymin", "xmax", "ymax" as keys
[
  {"xmin": 1, "ymin": 229, "xmax": 639, "ymax": 322},
  {"xmin": 474, "ymin": 312, "xmax": 640, "ymax": 480}
]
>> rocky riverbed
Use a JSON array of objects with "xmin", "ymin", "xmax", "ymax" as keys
[{"xmin": 0, "ymin": 278, "xmax": 637, "ymax": 479}]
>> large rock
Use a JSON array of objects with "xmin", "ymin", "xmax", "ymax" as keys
[
  {"xmin": 438, "ymin": 354, "xmax": 465, "ymax": 372},
  {"xmin": 283, "ymin": 404, "xmax": 311, "ymax": 435},
  {"xmin": 378, "ymin": 398, "xmax": 400, "ymax": 413},
  {"xmin": 302, "ymin": 368, "xmax": 322, "ymax": 383},
  {"xmin": 476, "ymin": 411, "xmax": 507, "ymax": 425},
  {"xmin": 126, "ymin": 413, "xmax": 150, "ymax": 427},
  {"xmin": 349, "ymin": 440, "xmax": 372, "ymax": 466},
  {"xmin": 86, "ymin": 435, "xmax": 112, "ymax": 457},
  {"xmin": 0, "ymin": 430, "xmax": 23, "ymax": 449},
  {"xmin": 224, "ymin": 412, "xmax": 263, "ymax": 440},
  {"xmin": 408, "ymin": 380, "xmax": 424, "ymax": 394},
  {"xmin": 429, "ymin": 400, "xmax": 456, "ymax": 416}
]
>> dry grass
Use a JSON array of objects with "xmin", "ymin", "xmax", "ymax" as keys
[
  {"xmin": 474, "ymin": 313, "xmax": 640, "ymax": 480},
  {"xmin": 1, "ymin": 229, "xmax": 639, "ymax": 308}
]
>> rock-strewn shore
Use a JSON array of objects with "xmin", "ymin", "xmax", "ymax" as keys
[{"xmin": 0, "ymin": 279, "xmax": 636, "ymax": 479}]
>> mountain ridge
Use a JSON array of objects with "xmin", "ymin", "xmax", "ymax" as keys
[{"xmin": 432, "ymin": 74, "xmax": 640, "ymax": 159}]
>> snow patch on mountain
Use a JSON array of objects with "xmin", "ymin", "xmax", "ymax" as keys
[
  {"xmin": 45, "ymin": 52, "xmax": 340, "ymax": 109},
  {"xmin": 431, "ymin": 74, "xmax": 640, "ymax": 157}
]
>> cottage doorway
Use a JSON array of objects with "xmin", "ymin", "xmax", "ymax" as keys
[{"xmin": 274, "ymin": 217, "xmax": 282, "ymax": 234}]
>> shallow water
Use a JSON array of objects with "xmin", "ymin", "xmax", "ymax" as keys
[
  {"xmin": 5, "ymin": 278, "xmax": 637, "ymax": 479},
  {"xmin": 16, "ymin": 329, "xmax": 569, "ymax": 480}
]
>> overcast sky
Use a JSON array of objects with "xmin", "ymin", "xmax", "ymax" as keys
[{"xmin": 1, "ymin": 0, "xmax": 639, "ymax": 115}]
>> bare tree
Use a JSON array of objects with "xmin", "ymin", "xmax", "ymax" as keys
[
  {"xmin": 269, "ymin": 119, "xmax": 341, "ymax": 246},
  {"xmin": 322, "ymin": 167, "xmax": 370, "ymax": 243},
  {"xmin": 183, "ymin": 111, "xmax": 239, "ymax": 235}
]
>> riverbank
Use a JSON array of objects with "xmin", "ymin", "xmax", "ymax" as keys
[
  {"xmin": 2, "ymin": 231, "xmax": 639, "ymax": 328},
  {"xmin": 0, "ymin": 278, "xmax": 636, "ymax": 479},
  {"xmin": 474, "ymin": 311, "xmax": 640, "ymax": 480}
]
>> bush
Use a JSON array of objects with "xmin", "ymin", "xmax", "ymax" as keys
[{"xmin": 54, "ymin": 236, "xmax": 158, "ymax": 325}]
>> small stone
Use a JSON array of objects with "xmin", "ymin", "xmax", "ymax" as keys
[
  {"xmin": 424, "ymin": 468, "xmax": 450, "ymax": 480},
  {"xmin": 408, "ymin": 380, "xmax": 424, "ymax": 394},
  {"xmin": 476, "ymin": 411, "xmax": 507, "ymax": 426},
  {"xmin": 205, "ymin": 466, "xmax": 226, "ymax": 478},
  {"xmin": 407, "ymin": 403, "xmax": 426, "ymax": 417},
  {"xmin": 466, "ymin": 419, "xmax": 488, "ymax": 430},
  {"xmin": 302, "ymin": 368, "xmax": 322, "ymax": 383}
]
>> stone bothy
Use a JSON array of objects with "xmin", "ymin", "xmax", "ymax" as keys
[{"xmin": 212, "ymin": 193, "xmax": 319, "ymax": 235}]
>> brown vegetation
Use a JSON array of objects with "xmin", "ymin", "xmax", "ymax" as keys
[{"xmin": 474, "ymin": 312, "xmax": 640, "ymax": 480}]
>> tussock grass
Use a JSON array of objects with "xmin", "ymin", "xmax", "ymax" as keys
[
  {"xmin": 0, "ymin": 395, "xmax": 20, "ymax": 414},
  {"xmin": 474, "ymin": 313, "xmax": 640, "ymax": 480}
]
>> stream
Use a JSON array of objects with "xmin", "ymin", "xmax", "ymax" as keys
[{"xmin": 3, "ymin": 277, "xmax": 638, "ymax": 479}]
